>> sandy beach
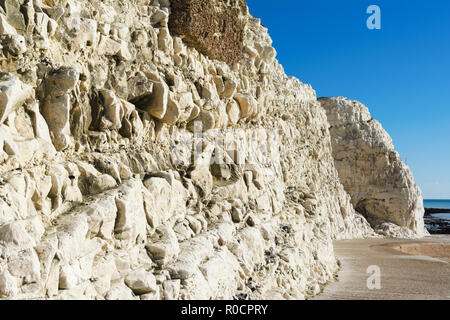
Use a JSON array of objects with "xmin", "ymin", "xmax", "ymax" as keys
[{"xmin": 313, "ymin": 235, "xmax": 450, "ymax": 300}]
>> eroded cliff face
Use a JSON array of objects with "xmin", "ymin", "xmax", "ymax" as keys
[
  {"xmin": 168, "ymin": 0, "xmax": 248, "ymax": 65},
  {"xmin": 319, "ymin": 97, "xmax": 427, "ymax": 238},
  {"xmin": 0, "ymin": 0, "xmax": 422, "ymax": 300}
]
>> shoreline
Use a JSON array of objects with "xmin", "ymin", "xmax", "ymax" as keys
[
  {"xmin": 424, "ymin": 208, "xmax": 450, "ymax": 234},
  {"xmin": 313, "ymin": 236, "xmax": 450, "ymax": 300},
  {"xmin": 425, "ymin": 208, "xmax": 450, "ymax": 214}
]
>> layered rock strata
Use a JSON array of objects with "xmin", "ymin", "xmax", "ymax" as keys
[
  {"xmin": 0, "ymin": 0, "xmax": 423, "ymax": 300},
  {"xmin": 319, "ymin": 97, "xmax": 427, "ymax": 238}
]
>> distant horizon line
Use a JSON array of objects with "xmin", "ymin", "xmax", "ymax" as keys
[{"xmin": 423, "ymin": 199, "xmax": 450, "ymax": 201}]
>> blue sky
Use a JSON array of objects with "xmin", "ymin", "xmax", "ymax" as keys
[{"xmin": 246, "ymin": 0, "xmax": 450, "ymax": 199}]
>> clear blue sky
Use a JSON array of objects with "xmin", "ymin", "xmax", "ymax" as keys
[{"xmin": 246, "ymin": 0, "xmax": 450, "ymax": 199}]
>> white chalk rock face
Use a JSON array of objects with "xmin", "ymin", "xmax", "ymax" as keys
[
  {"xmin": 114, "ymin": 180, "xmax": 148, "ymax": 245},
  {"xmin": 319, "ymin": 97, "xmax": 426, "ymax": 236},
  {"xmin": 234, "ymin": 94, "xmax": 257, "ymax": 119},
  {"xmin": 125, "ymin": 269, "xmax": 157, "ymax": 295},
  {"xmin": 0, "ymin": 73, "xmax": 32, "ymax": 125},
  {"xmin": 0, "ymin": 0, "xmax": 427, "ymax": 301},
  {"xmin": 41, "ymin": 67, "xmax": 79, "ymax": 151},
  {"xmin": 131, "ymin": 79, "xmax": 169, "ymax": 120}
]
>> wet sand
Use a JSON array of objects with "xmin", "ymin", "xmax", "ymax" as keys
[
  {"xmin": 390, "ymin": 241, "xmax": 450, "ymax": 263},
  {"xmin": 313, "ymin": 235, "xmax": 450, "ymax": 300}
]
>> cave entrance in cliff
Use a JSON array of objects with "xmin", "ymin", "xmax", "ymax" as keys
[{"xmin": 354, "ymin": 199, "xmax": 376, "ymax": 224}]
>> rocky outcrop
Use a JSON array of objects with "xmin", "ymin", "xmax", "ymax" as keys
[
  {"xmin": 169, "ymin": 0, "xmax": 247, "ymax": 65},
  {"xmin": 0, "ymin": 0, "xmax": 423, "ymax": 300},
  {"xmin": 319, "ymin": 97, "xmax": 426, "ymax": 237}
]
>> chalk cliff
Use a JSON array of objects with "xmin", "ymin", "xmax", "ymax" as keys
[
  {"xmin": 0, "ymin": 0, "xmax": 424, "ymax": 300},
  {"xmin": 319, "ymin": 97, "xmax": 427, "ymax": 238}
]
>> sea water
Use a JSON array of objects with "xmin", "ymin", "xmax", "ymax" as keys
[
  {"xmin": 423, "ymin": 199, "xmax": 450, "ymax": 209},
  {"xmin": 424, "ymin": 199, "xmax": 450, "ymax": 221}
]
